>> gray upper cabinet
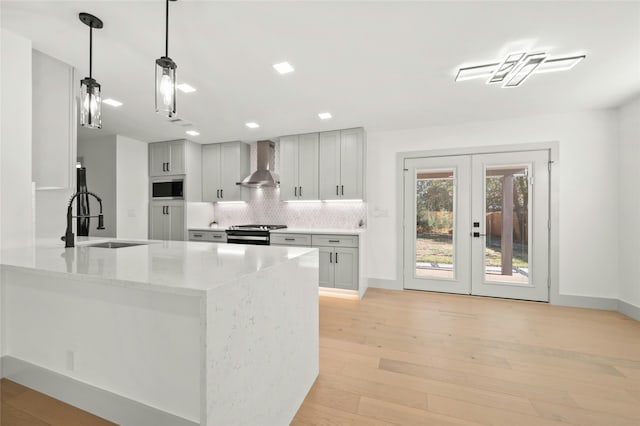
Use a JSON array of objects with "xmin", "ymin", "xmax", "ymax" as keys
[
  {"xmin": 149, "ymin": 140, "xmax": 186, "ymax": 176},
  {"xmin": 202, "ymin": 141, "xmax": 250, "ymax": 202},
  {"xmin": 279, "ymin": 133, "xmax": 319, "ymax": 201},
  {"xmin": 319, "ymin": 128, "xmax": 365, "ymax": 200},
  {"xmin": 32, "ymin": 50, "xmax": 76, "ymax": 190}
]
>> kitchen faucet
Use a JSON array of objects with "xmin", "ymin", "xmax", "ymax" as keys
[{"xmin": 61, "ymin": 191, "xmax": 105, "ymax": 248}]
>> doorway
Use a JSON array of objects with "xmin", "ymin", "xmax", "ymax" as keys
[{"xmin": 403, "ymin": 150, "xmax": 550, "ymax": 301}]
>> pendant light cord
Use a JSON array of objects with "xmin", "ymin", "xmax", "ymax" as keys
[
  {"xmin": 89, "ymin": 26, "xmax": 93, "ymax": 78},
  {"xmin": 165, "ymin": 0, "xmax": 169, "ymax": 57}
]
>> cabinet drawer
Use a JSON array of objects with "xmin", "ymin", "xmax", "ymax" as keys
[
  {"xmin": 311, "ymin": 234, "xmax": 358, "ymax": 248},
  {"xmin": 271, "ymin": 233, "xmax": 312, "ymax": 247},
  {"xmin": 188, "ymin": 230, "xmax": 227, "ymax": 243}
]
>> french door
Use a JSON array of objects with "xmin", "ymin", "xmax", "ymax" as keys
[{"xmin": 403, "ymin": 150, "xmax": 549, "ymax": 302}]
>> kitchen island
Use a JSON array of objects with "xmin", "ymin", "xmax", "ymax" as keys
[{"xmin": 0, "ymin": 239, "xmax": 319, "ymax": 426}]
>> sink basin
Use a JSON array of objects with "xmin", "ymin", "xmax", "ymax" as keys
[{"xmin": 85, "ymin": 241, "xmax": 148, "ymax": 249}]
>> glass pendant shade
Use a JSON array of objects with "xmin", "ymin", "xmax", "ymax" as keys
[
  {"xmin": 155, "ymin": 57, "xmax": 177, "ymax": 117},
  {"xmin": 80, "ymin": 77, "xmax": 102, "ymax": 129}
]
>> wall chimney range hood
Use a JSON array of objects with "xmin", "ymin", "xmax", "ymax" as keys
[{"xmin": 238, "ymin": 140, "xmax": 279, "ymax": 188}]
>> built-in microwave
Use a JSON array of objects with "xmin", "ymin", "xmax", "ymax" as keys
[{"xmin": 152, "ymin": 178, "xmax": 184, "ymax": 200}]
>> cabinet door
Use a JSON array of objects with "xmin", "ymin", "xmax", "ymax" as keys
[
  {"xmin": 279, "ymin": 135, "xmax": 299, "ymax": 201},
  {"xmin": 168, "ymin": 205, "xmax": 185, "ymax": 241},
  {"xmin": 339, "ymin": 128, "xmax": 364, "ymax": 200},
  {"xmin": 334, "ymin": 247, "xmax": 358, "ymax": 290},
  {"xmin": 149, "ymin": 204, "xmax": 168, "ymax": 240},
  {"xmin": 319, "ymin": 130, "xmax": 341, "ymax": 200},
  {"xmin": 319, "ymin": 247, "xmax": 334, "ymax": 288},
  {"xmin": 202, "ymin": 144, "xmax": 221, "ymax": 201},
  {"xmin": 168, "ymin": 141, "xmax": 185, "ymax": 175},
  {"xmin": 149, "ymin": 143, "xmax": 169, "ymax": 177},
  {"xmin": 32, "ymin": 50, "xmax": 76, "ymax": 189},
  {"xmin": 298, "ymin": 133, "xmax": 319, "ymax": 200},
  {"xmin": 220, "ymin": 142, "xmax": 242, "ymax": 201}
]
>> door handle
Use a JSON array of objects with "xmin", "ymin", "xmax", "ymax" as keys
[
  {"xmin": 220, "ymin": 189, "xmax": 223, "ymax": 198},
  {"xmin": 472, "ymin": 232, "xmax": 486, "ymax": 238},
  {"xmin": 299, "ymin": 186, "xmax": 303, "ymax": 197},
  {"xmin": 341, "ymin": 185, "xmax": 344, "ymax": 196},
  {"xmin": 336, "ymin": 185, "xmax": 339, "ymax": 196},
  {"xmin": 295, "ymin": 187, "xmax": 297, "ymax": 197},
  {"xmin": 162, "ymin": 162, "xmax": 166, "ymax": 172},
  {"xmin": 329, "ymin": 252, "xmax": 333, "ymax": 263},
  {"xmin": 166, "ymin": 206, "xmax": 170, "ymax": 215},
  {"xmin": 335, "ymin": 252, "xmax": 339, "ymax": 263},
  {"xmin": 216, "ymin": 189, "xmax": 220, "ymax": 198},
  {"xmin": 167, "ymin": 162, "xmax": 170, "ymax": 172}
]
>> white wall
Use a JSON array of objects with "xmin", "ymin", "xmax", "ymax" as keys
[
  {"xmin": 0, "ymin": 29, "xmax": 34, "ymax": 249},
  {"xmin": 116, "ymin": 135, "xmax": 148, "ymax": 239},
  {"xmin": 77, "ymin": 134, "xmax": 117, "ymax": 238},
  {"xmin": 618, "ymin": 95, "xmax": 640, "ymax": 309},
  {"xmin": 366, "ymin": 111, "xmax": 620, "ymax": 299}
]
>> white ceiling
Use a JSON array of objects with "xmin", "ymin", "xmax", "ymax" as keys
[{"xmin": 2, "ymin": 1, "xmax": 639, "ymax": 143}]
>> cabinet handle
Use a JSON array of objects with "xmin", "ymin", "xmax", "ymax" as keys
[
  {"xmin": 193, "ymin": 234, "xmax": 203, "ymax": 238},
  {"xmin": 335, "ymin": 252, "xmax": 339, "ymax": 263},
  {"xmin": 216, "ymin": 189, "xmax": 219, "ymax": 198},
  {"xmin": 294, "ymin": 187, "xmax": 297, "ymax": 197},
  {"xmin": 167, "ymin": 162, "xmax": 170, "ymax": 172},
  {"xmin": 162, "ymin": 162, "xmax": 166, "ymax": 172},
  {"xmin": 328, "ymin": 240, "xmax": 340, "ymax": 243},
  {"xmin": 299, "ymin": 186, "xmax": 302, "ymax": 197},
  {"xmin": 329, "ymin": 252, "xmax": 333, "ymax": 263},
  {"xmin": 336, "ymin": 185, "xmax": 339, "ymax": 195},
  {"xmin": 285, "ymin": 238, "xmax": 295, "ymax": 241},
  {"xmin": 220, "ymin": 189, "xmax": 223, "ymax": 198},
  {"xmin": 166, "ymin": 206, "xmax": 170, "ymax": 215},
  {"xmin": 341, "ymin": 185, "xmax": 344, "ymax": 195},
  {"xmin": 213, "ymin": 235, "xmax": 222, "ymax": 239}
]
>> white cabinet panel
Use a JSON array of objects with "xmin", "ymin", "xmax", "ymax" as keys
[
  {"xmin": 220, "ymin": 142, "xmax": 242, "ymax": 201},
  {"xmin": 319, "ymin": 130, "xmax": 341, "ymax": 200},
  {"xmin": 32, "ymin": 50, "xmax": 76, "ymax": 189},
  {"xmin": 168, "ymin": 141, "xmax": 185, "ymax": 175},
  {"xmin": 150, "ymin": 202, "xmax": 184, "ymax": 241},
  {"xmin": 298, "ymin": 133, "xmax": 319, "ymax": 200},
  {"xmin": 169, "ymin": 205, "xmax": 185, "ymax": 241},
  {"xmin": 150, "ymin": 204, "xmax": 168, "ymax": 240},
  {"xmin": 278, "ymin": 135, "xmax": 299, "ymax": 201},
  {"xmin": 202, "ymin": 142, "xmax": 249, "ymax": 202},
  {"xmin": 149, "ymin": 143, "xmax": 169, "ymax": 177},
  {"xmin": 334, "ymin": 247, "xmax": 358, "ymax": 290}
]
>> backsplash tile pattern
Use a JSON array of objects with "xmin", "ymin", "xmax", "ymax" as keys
[{"xmin": 214, "ymin": 188, "xmax": 367, "ymax": 229}]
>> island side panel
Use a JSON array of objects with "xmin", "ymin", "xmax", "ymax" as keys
[
  {"xmin": 1, "ymin": 268, "xmax": 202, "ymax": 424},
  {"xmin": 205, "ymin": 250, "xmax": 319, "ymax": 426}
]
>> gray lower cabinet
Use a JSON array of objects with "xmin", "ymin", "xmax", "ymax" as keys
[
  {"xmin": 273, "ymin": 232, "xmax": 359, "ymax": 290},
  {"xmin": 150, "ymin": 202, "xmax": 184, "ymax": 241}
]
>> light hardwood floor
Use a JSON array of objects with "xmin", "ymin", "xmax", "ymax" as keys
[
  {"xmin": 2, "ymin": 288, "xmax": 639, "ymax": 425},
  {"xmin": 292, "ymin": 288, "xmax": 640, "ymax": 425}
]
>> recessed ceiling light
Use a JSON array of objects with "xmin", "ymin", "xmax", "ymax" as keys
[
  {"xmin": 186, "ymin": 130, "xmax": 200, "ymax": 136},
  {"xmin": 176, "ymin": 83, "xmax": 196, "ymax": 93},
  {"xmin": 272, "ymin": 61, "xmax": 294, "ymax": 74},
  {"xmin": 318, "ymin": 112, "xmax": 332, "ymax": 120},
  {"xmin": 245, "ymin": 122, "xmax": 260, "ymax": 129},
  {"xmin": 102, "ymin": 98, "xmax": 123, "ymax": 107}
]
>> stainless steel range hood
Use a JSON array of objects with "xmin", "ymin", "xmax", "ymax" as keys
[{"xmin": 238, "ymin": 140, "xmax": 279, "ymax": 188}]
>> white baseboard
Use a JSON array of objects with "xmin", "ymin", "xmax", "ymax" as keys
[
  {"xmin": 551, "ymin": 294, "xmax": 619, "ymax": 310},
  {"xmin": 368, "ymin": 278, "xmax": 403, "ymax": 290},
  {"xmin": 1, "ymin": 356, "xmax": 198, "ymax": 426},
  {"xmin": 618, "ymin": 299, "xmax": 640, "ymax": 321}
]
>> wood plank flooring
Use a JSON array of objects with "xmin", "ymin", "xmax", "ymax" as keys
[
  {"xmin": 1, "ymin": 288, "xmax": 639, "ymax": 425},
  {"xmin": 292, "ymin": 288, "xmax": 640, "ymax": 425}
]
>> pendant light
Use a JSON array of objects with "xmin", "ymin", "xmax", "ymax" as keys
[
  {"xmin": 79, "ymin": 13, "xmax": 104, "ymax": 129},
  {"xmin": 156, "ymin": 0, "xmax": 178, "ymax": 117}
]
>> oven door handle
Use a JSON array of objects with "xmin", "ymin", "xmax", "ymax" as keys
[{"xmin": 226, "ymin": 235, "xmax": 269, "ymax": 242}]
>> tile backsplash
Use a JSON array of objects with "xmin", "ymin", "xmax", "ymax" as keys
[{"xmin": 213, "ymin": 187, "xmax": 367, "ymax": 229}]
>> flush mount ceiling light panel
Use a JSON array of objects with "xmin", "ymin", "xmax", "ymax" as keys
[
  {"xmin": 318, "ymin": 112, "xmax": 332, "ymax": 120},
  {"xmin": 102, "ymin": 98, "xmax": 122, "ymax": 107},
  {"xmin": 273, "ymin": 62, "xmax": 295, "ymax": 74},
  {"xmin": 245, "ymin": 122, "xmax": 260, "ymax": 129},
  {"xmin": 176, "ymin": 83, "xmax": 196, "ymax": 93},
  {"xmin": 79, "ymin": 12, "xmax": 104, "ymax": 129},
  {"xmin": 185, "ymin": 130, "xmax": 200, "ymax": 136},
  {"xmin": 156, "ymin": 0, "xmax": 178, "ymax": 118},
  {"xmin": 455, "ymin": 50, "xmax": 585, "ymax": 88}
]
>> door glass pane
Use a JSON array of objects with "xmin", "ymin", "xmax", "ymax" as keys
[
  {"xmin": 485, "ymin": 166, "xmax": 529, "ymax": 283},
  {"xmin": 415, "ymin": 169, "xmax": 455, "ymax": 279}
]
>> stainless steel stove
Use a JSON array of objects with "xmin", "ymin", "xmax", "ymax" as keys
[{"xmin": 225, "ymin": 225, "xmax": 287, "ymax": 245}]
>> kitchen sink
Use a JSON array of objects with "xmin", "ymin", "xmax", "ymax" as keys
[{"xmin": 85, "ymin": 241, "xmax": 149, "ymax": 249}]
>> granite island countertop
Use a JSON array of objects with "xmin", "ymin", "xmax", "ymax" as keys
[{"xmin": 0, "ymin": 237, "xmax": 316, "ymax": 296}]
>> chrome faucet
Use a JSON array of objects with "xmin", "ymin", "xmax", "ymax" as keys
[{"xmin": 61, "ymin": 191, "xmax": 105, "ymax": 248}]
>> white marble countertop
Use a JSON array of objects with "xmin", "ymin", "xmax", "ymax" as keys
[
  {"xmin": 188, "ymin": 227, "xmax": 366, "ymax": 235},
  {"xmin": 0, "ymin": 238, "xmax": 316, "ymax": 296}
]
